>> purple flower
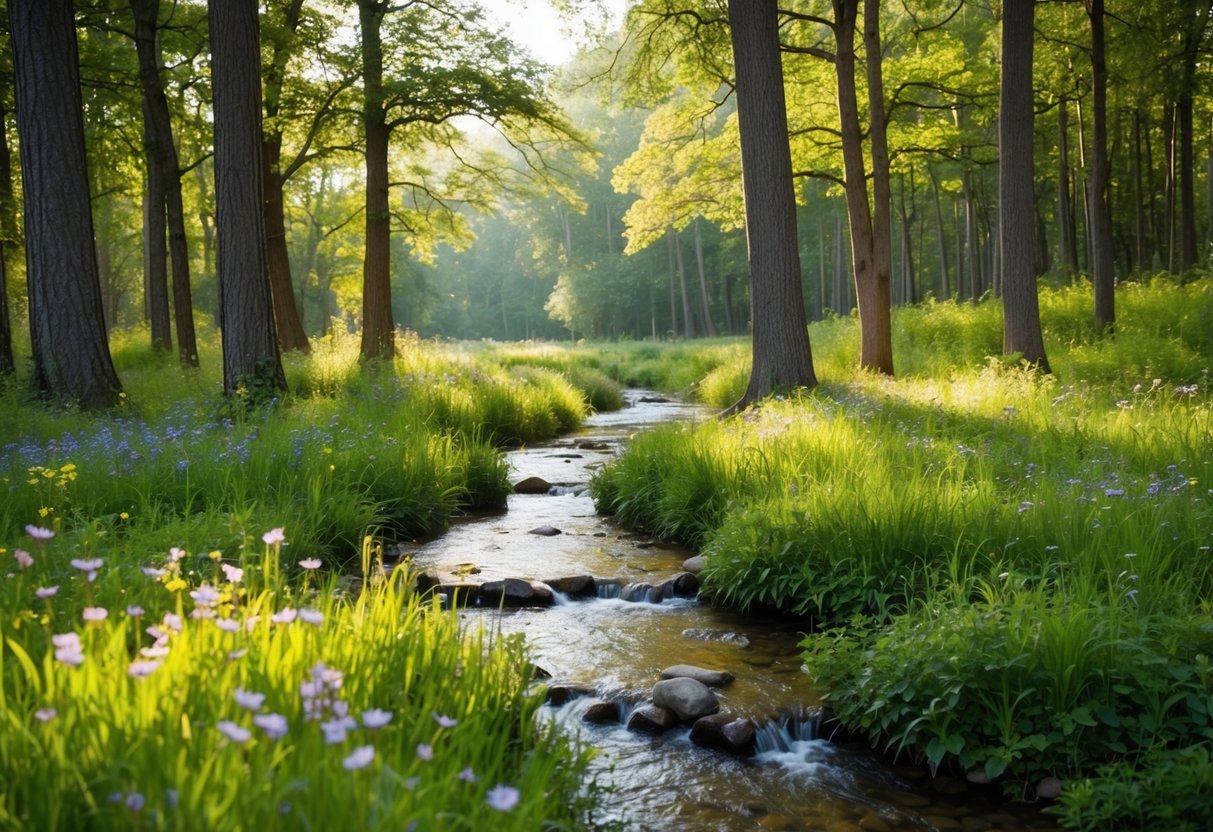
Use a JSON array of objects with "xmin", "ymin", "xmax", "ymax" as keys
[
  {"xmin": 271, "ymin": 608, "xmax": 297, "ymax": 625},
  {"xmin": 262, "ymin": 528, "xmax": 285, "ymax": 546},
  {"xmin": 82, "ymin": 607, "xmax": 108, "ymax": 623},
  {"xmin": 125, "ymin": 793, "xmax": 145, "ymax": 812},
  {"xmin": 1105, "ymin": 488, "xmax": 1126, "ymax": 497},
  {"xmin": 486, "ymin": 785, "xmax": 520, "ymax": 811},
  {"xmin": 458, "ymin": 767, "xmax": 477, "ymax": 783},
  {"xmin": 299, "ymin": 608, "xmax": 324, "ymax": 626},
  {"xmin": 253, "ymin": 713, "xmax": 289, "ymax": 740},
  {"xmin": 142, "ymin": 566, "xmax": 166, "ymax": 578},
  {"xmin": 127, "ymin": 659, "xmax": 161, "ymax": 678},
  {"xmin": 342, "ymin": 745, "xmax": 375, "ymax": 771},
  {"xmin": 217, "ymin": 720, "xmax": 251, "ymax": 744},
  {"xmin": 361, "ymin": 708, "xmax": 392, "ymax": 729},
  {"xmin": 70, "ymin": 558, "xmax": 103, "ymax": 573},
  {"xmin": 190, "ymin": 585, "xmax": 220, "ymax": 608},
  {"xmin": 433, "ymin": 713, "xmax": 457, "ymax": 728},
  {"xmin": 34, "ymin": 708, "xmax": 57, "ymax": 722},
  {"xmin": 416, "ymin": 743, "xmax": 433, "ymax": 762},
  {"xmin": 36, "ymin": 586, "xmax": 59, "ymax": 599},
  {"xmin": 234, "ymin": 688, "xmax": 265, "ymax": 711},
  {"xmin": 126, "ymin": 605, "xmax": 144, "ymax": 618},
  {"xmin": 13, "ymin": 550, "xmax": 33, "ymax": 569},
  {"xmin": 25, "ymin": 525, "xmax": 54, "ymax": 541}
]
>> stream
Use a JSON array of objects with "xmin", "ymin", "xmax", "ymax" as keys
[{"xmin": 403, "ymin": 393, "xmax": 1060, "ymax": 832}]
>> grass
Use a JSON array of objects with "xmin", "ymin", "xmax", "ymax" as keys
[
  {"xmin": 590, "ymin": 276, "xmax": 1213, "ymax": 819},
  {"xmin": 0, "ymin": 327, "xmax": 618, "ymax": 830}
]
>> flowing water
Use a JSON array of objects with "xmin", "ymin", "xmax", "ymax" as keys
[{"xmin": 404, "ymin": 394, "xmax": 1059, "ymax": 832}]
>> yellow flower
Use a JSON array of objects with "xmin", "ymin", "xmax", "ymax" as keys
[
  {"xmin": 38, "ymin": 507, "xmax": 52, "ymax": 518},
  {"xmin": 165, "ymin": 577, "xmax": 188, "ymax": 593},
  {"xmin": 323, "ymin": 447, "xmax": 333, "ymax": 455},
  {"xmin": 119, "ymin": 512, "xmax": 130, "ymax": 520},
  {"xmin": 208, "ymin": 550, "xmax": 222, "ymax": 561},
  {"xmin": 59, "ymin": 463, "xmax": 76, "ymax": 473}
]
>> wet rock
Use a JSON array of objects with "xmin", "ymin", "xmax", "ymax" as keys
[
  {"xmin": 528, "ymin": 525, "xmax": 562, "ymax": 536},
  {"xmin": 573, "ymin": 485, "xmax": 590, "ymax": 496},
  {"xmin": 690, "ymin": 713, "xmax": 756, "ymax": 755},
  {"xmin": 888, "ymin": 792, "xmax": 930, "ymax": 809},
  {"xmin": 757, "ymin": 816, "xmax": 796, "ymax": 830},
  {"xmin": 1036, "ymin": 776, "xmax": 1064, "ymax": 800},
  {"xmin": 965, "ymin": 769, "xmax": 991, "ymax": 785},
  {"xmin": 530, "ymin": 664, "xmax": 552, "ymax": 680},
  {"xmin": 545, "ymin": 575, "xmax": 596, "ymax": 597},
  {"xmin": 661, "ymin": 664, "xmax": 734, "ymax": 688},
  {"xmin": 636, "ymin": 395, "xmax": 671, "ymax": 403},
  {"xmin": 512, "ymin": 476, "xmax": 552, "ymax": 494},
  {"xmin": 619, "ymin": 582, "xmax": 654, "ymax": 602},
  {"xmin": 576, "ymin": 441, "xmax": 610, "ymax": 451},
  {"xmin": 671, "ymin": 571, "xmax": 700, "ymax": 595},
  {"xmin": 857, "ymin": 816, "xmax": 893, "ymax": 832},
  {"xmin": 414, "ymin": 572, "xmax": 441, "ymax": 594},
  {"xmin": 682, "ymin": 555, "xmax": 706, "ymax": 573},
  {"xmin": 652, "ymin": 677, "xmax": 720, "ymax": 721},
  {"xmin": 478, "ymin": 578, "xmax": 555, "ymax": 607},
  {"xmin": 550, "ymin": 453, "xmax": 583, "ymax": 459},
  {"xmin": 581, "ymin": 700, "xmax": 620, "ymax": 724},
  {"xmin": 434, "ymin": 582, "xmax": 481, "ymax": 606},
  {"xmin": 921, "ymin": 817, "xmax": 962, "ymax": 831},
  {"xmin": 546, "ymin": 685, "xmax": 592, "ymax": 706},
  {"xmin": 961, "ymin": 818, "xmax": 993, "ymax": 832},
  {"xmin": 931, "ymin": 776, "xmax": 968, "ymax": 796},
  {"xmin": 626, "ymin": 704, "xmax": 679, "ymax": 734},
  {"xmin": 681, "ymin": 628, "xmax": 751, "ymax": 648}
]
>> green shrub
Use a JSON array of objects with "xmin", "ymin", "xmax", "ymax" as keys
[{"xmin": 1057, "ymin": 745, "xmax": 1213, "ymax": 831}]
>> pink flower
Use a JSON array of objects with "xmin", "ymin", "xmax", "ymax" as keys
[
  {"xmin": 271, "ymin": 608, "xmax": 297, "ymax": 625},
  {"xmin": 52, "ymin": 632, "xmax": 85, "ymax": 666},
  {"xmin": 298, "ymin": 558, "xmax": 321, "ymax": 570},
  {"xmin": 142, "ymin": 566, "xmax": 166, "ymax": 578},
  {"xmin": 217, "ymin": 720, "xmax": 251, "ymax": 744},
  {"xmin": 220, "ymin": 563, "xmax": 243, "ymax": 583},
  {"xmin": 70, "ymin": 558, "xmax": 103, "ymax": 573},
  {"xmin": 262, "ymin": 528, "xmax": 285, "ymax": 546},
  {"xmin": 168, "ymin": 547, "xmax": 186, "ymax": 563},
  {"xmin": 127, "ymin": 659, "xmax": 161, "ymax": 678},
  {"xmin": 299, "ymin": 608, "xmax": 323, "ymax": 625},
  {"xmin": 82, "ymin": 607, "xmax": 108, "ymax": 622},
  {"xmin": 36, "ymin": 586, "xmax": 59, "ymax": 599},
  {"xmin": 342, "ymin": 745, "xmax": 375, "ymax": 771},
  {"xmin": 35, "ymin": 708, "xmax": 57, "ymax": 722},
  {"xmin": 126, "ymin": 605, "xmax": 144, "ymax": 617},
  {"xmin": 25, "ymin": 525, "xmax": 54, "ymax": 540},
  {"xmin": 13, "ymin": 549, "xmax": 33, "ymax": 569},
  {"xmin": 486, "ymin": 785, "xmax": 520, "ymax": 811},
  {"xmin": 253, "ymin": 713, "xmax": 289, "ymax": 740},
  {"xmin": 216, "ymin": 618, "xmax": 240, "ymax": 633},
  {"xmin": 361, "ymin": 708, "xmax": 392, "ymax": 729}
]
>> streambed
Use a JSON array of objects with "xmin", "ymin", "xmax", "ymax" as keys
[{"xmin": 404, "ymin": 393, "xmax": 1058, "ymax": 832}]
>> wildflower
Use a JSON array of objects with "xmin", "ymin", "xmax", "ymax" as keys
[
  {"xmin": 25, "ymin": 525, "xmax": 54, "ymax": 540},
  {"xmin": 82, "ymin": 607, "xmax": 108, "ymax": 623},
  {"xmin": 298, "ymin": 558, "xmax": 321, "ymax": 570},
  {"xmin": 207, "ymin": 550, "xmax": 221, "ymax": 561},
  {"xmin": 162, "ymin": 613, "xmax": 183, "ymax": 632},
  {"xmin": 227, "ymin": 648, "xmax": 248, "ymax": 661},
  {"xmin": 253, "ymin": 713, "xmax": 289, "ymax": 740},
  {"xmin": 126, "ymin": 793, "xmax": 145, "ymax": 812},
  {"xmin": 1125, "ymin": 552, "xmax": 1137, "ymax": 559},
  {"xmin": 70, "ymin": 557, "xmax": 103, "ymax": 573},
  {"xmin": 271, "ymin": 608, "xmax": 297, "ymax": 625},
  {"xmin": 1017, "ymin": 501, "xmax": 1034, "ymax": 514},
  {"xmin": 119, "ymin": 512, "xmax": 130, "ymax": 521},
  {"xmin": 1104, "ymin": 488, "xmax": 1126, "ymax": 497},
  {"xmin": 168, "ymin": 547, "xmax": 187, "ymax": 563},
  {"xmin": 127, "ymin": 659, "xmax": 161, "ymax": 678},
  {"xmin": 13, "ymin": 550, "xmax": 33, "ymax": 569},
  {"xmin": 216, "ymin": 618, "xmax": 240, "ymax": 633},
  {"xmin": 220, "ymin": 563, "xmax": 243, "ymax": 584},
  {"xmin": 486, "ymin": 785, "xmax": 520, "ymax": 812},
  {"xmin": 35, "ymin": 708, "xmax": 57, "ymax": 722},
  {"xmin": 321, "ymin": 716, "xmax": 357, "ymax": 744},
  {"xmin": 342, "ymin": 745, "xmax": 375, "ymax": 771},
  {"xmin": 416, "ymin": 743, "xmax": 433, "ymax": 762},
  {"xmin": 140, "ymin": 645, "xmax": 170, "ymax": 659},
  {"xmin": 142, "ymin": 566, "xmax": 167, "ymax": 579},
  {"xmin": 433, "ymin": 713, "xmax": 457, "ymax": 728},
  {"xmin": 217, "ymin": 721, "xmax": 251, "ymax": 744},
  {"xmin": 362, "ymin": 709, "xmax": 392, "ymax": 729},
  {"xmin": 243, "ymin": 615, "xmax": 261, "ymax": 633},
  {"xmin": 190, "ymin": 585, "xmax": 220, "ymax": 608},
  {"xmin": 36, "ymin": 586, "xmax": 58, "ymax": 599},
  {"xmin": 299, "ymin": 608, "xmax": 323, "ymax": 625},
  {"xmin": 190, "ymin": 607, "xmax": 216, "ymax": 620},
  {"xmin": 164, "ymin": 577, "xmax": 187, "ymax": 593},
  {"xmin": 126, "ymin": 605, "xmax": 144, "ymax": 617},
  {"xmin": 165, "ymin": 789, "xmax": 178, "ymax": 809},
  {"xmin": 262, "ymin": 528, "xmax": 285, "ymax": 546},
  {"xmin": 52, "ymin": 632, "xmax": 84, "ymax": 666},
  {"xmin": 234, "ymin": 688, "xmax": 265, "ymax": 711},
  {"xmin": 458, "ymin": 767, "xmax": 477, "ymax": 783}
]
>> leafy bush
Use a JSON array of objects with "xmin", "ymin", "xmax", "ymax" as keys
[{"xmin": 1057, "ymin": 745, "xmax": 1213, "ymax": 831}]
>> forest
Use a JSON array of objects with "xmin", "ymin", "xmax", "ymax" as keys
[{"xmin": 0, "ymin": 1, "xmax": 1211, "ymax": 830}]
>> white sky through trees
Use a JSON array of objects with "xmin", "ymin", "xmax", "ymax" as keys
[{"xmin": 479, "ymin": 0, "xmax": 626, "ymax": 66}]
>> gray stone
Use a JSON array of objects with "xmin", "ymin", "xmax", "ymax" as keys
[
  {"xmin": 478, "ymin": 578, "xmax": 555, "ymax": 607},
  {"xmin": 1036, "ymin": 776, "xmax": 1064, "ymax": 800},
  {"xmin": 682, "ymin": 555, "xmax": 706, "ymax": 573},
  {"xmin": 581, "ymin": 700, "xmax": 620, "ymax": 724},
  {"xmin": 626, "ymin": 704, "xmax": 679, "ymax": 734},
  {"xmin": 513, "ymin": 476, "xmax": 552, "ymax": 494},
  {"xmin": 545, "ymin": 575, "xmax": 596, "ymax": 597},
  {"xmin": 690, "ymin": 713, "xmax": 756, "ymax": 755},
  {"xmin": 528, "ymin": 525, "xmax": 562, "ymax": 536},
  {"xmin": 671, "ymin": 572, "xmax": 700, "ymax": 595},
  {"xmin": 546, "ymin": 685, "xmax": 592, "ymax": 706},
  {"xmin": 434, "ymin": 582, "xmax": 480, "ymax": 607},
  {"xmin": 660, "ymin": 665, "xmax": 734, "ymax": 688},
  {"xmin": 651, "ymin": 677, "xmax": 719, "ymax": 721},
  {"xmin": 619, "ymin": 582, "xmax": 653, "ymax": 603}
]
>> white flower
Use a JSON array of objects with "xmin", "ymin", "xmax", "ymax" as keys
[
  {"xmin": 271, "ymin": 608, "xmax": 297, "ymax": 625},
  {"xmin": 70, "ymin": 558, "xmax": 103, "ymax": 572},
  {"xmin": 142, "ymin": 566, "xmax": 166, "ymax": 578},
  {"xmin": 298, "ymin": 558, "xmax": 322, "ymax": 570},
  {"xmin": 216, "ymin": 618, "xmax": 240, "ymax": 633},
  {"xmin": 299, "ymin": 608, "xmax": 323, "ymax": 625},
  {"xmin": 342, "ymin": 745, "xmax": 375, "ymax": 771},
  {"xmin": 82, "ymin": 607, "xmax": 108, "ymax": 623},
  {"xmin": 262, "ymin": 528, "xmax": 285, "ymax": 545},
  {"xmin": 220, "ymin": 563, "xmax": 244, "ymax": 583},
  {"xmin": 190, "ymin": 585, "xmax": 220, "ymax": 607},
  {"xmin": 34, "ymin": 708, "xmax": 57, "ymax": 722},
  {"xmin": 35, "ymin": 586, "xmax": 59, "ymax": 599}
]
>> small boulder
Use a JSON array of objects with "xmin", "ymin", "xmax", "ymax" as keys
[
  {"xmin": 513, "ymin": 476, "xmax": 552, "ymax": 494},
  {"xmin": 660, "ymin": 665, "xmax": 734, "ymax": 688},
  {"xmin": 545, "ymin": 575, "xmax": 596, "ymax": 597},
  {"xmin": 690, "ymin": 713, "xmax": 756, "ymax": 755},
  {"xmin": 626, "ymin": 704, "xmax": 679, "ymax": 734},
  {"xmin": 671, "ymin": 572, "xmax": 700, "ymax": 595},
  {"xmin": 546, "ymin": 685, "xmax": 592, "ymax": 706},
  {"xmin": 581, "ymin": 700, "xmax": 620, "ymax": 724},
  {"xmin": 478, "ymin": 578, "xmax": 555, "ymax": 607},
  {"xmin": 682, "ymin": 555, "xmax": 706, "ymax": 573},
  {"xmin": 435, "ymin": 582, "xmax": 481, "ymax": 607},
  {"xmin": 528, "ymin": 525, "xmax": 562, "ymax": 537},
  {"xmin": 619, "ymin": 582, "xmax": 653, "ymax": 603},
  {"xmin": 651, "ymin": 677, "xmax": 719, "ymax": 721},
  {"xmin": 1036, "ymin": 776, "xmax": 1064, "ymax": 800}
]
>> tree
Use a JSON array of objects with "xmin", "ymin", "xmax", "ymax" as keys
[
  {"xmin": 1000, "ymin": 0, "xmax": 1050, "ymax": 372},
  {"xmin": 209, "ymin": 0, "xmax": 286, "ymax": 397},
  {"xmin": 726, "ymin": 0, "xmax": 816, "ymax": 410},
  {"xmin": 1084, "ymin": 0, "xmax": 1115, "ymax": 331},
  {"xmin": 130, "ymin": 0, "xmax": 199, "ymax": 366},
  {"xmin": 0, "ymin": 29, "xmax": 15, "ymax": 378},
  {"xmin": 9, "ymin": 0, "xmax": 123, "ymax": 408}
]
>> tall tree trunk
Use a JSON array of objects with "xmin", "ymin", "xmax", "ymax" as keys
[
  {"xmin": 1000, "ymin": 0, "xmax": 1050, "ymax": 371},
  {"xmin": 141, "ymin": 119, "xmax": 172, "ymax": 351},
  {"xmin": 1058, "ymin": 103, "xmax": 1079, "ymax": 278},
  {"xmin": 263, "ymin": 0, "xmax": 310, "ymax": 353},
  {"xmin": 963, "ymin": 169, "xmax": 981, "ymax": 300},
  {"xmin": 1085, "ymin": 0, "xmax": 1115, "ymax": 330},
  {"xmin": 1165, "ymin": 103, "xmax": 1177, "ymax": 271},
  {"xmin": 10, "ymin": 0, "xmax": 122, "ymax": 408},
  {"xmin": 928, "ymin": 165, "xmax": 950, "ymax": 298},
  {"xmin": 727, "ymin": 0, "xmax": 816, "ymax": 408},
  {"xmin": 861, "ymin": 0, "xmax": 894, "ymax": 366},
  {"xmin": 1132, "ymin": 109, "xmax": 1147, "ymax": 272},
  {"xmin": 194, "ymin": 164, "xmax": 215, "ymax": 279},
  {"xmin": 358, "ymin": 0, "xmax": 396, "ymax": 361},
  {"xmin": 210, "ymin": 0, "xmax": 286, "ymax": 397},
  {"xmin": 0, "ymin": 103, "xmax": 15, "ymax": 376},
  {"xmin": 693, "ymin": 218, "xmax": 717, "ymax": 336},
  {"xmin": 1178, "ymin": 52, "xmax": 1200, "ymax": 269},
  {"xmin": 673, "ymin": 228, "xmax": 695, "ymax": 338},
  {"xmin": 666, "ymin": 227, "xmax": 679, "ymax": 337},
  {"xmin": 832, "ymin": 213, "xmax": 847, "ymax": 312},
  {"xmin": 817, "ymin": 216, "xmax": 826, "ymax": 319}
]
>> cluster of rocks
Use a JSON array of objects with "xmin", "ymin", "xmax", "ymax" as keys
[
  {"xmin": 557, "ymin": 664, "xmax": 758, "ymax": 757},
  {"xmin": 414, "ymin": 569, "xmax": 701, "ymax": 608}
]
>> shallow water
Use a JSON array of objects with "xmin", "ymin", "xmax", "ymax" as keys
[{"xmin": 408, "ymin": 393, "xmax": 1059, "ymax": 831}]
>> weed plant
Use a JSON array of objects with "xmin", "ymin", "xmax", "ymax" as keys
[{"xmin": 590, "ymin": 278, "xmax": 1213, "ymax": 817}]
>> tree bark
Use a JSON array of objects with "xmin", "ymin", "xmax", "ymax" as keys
[
  {"xmin": 1085, "ymin": 0, "xmax": 1115, "ymax": 330},
  {"xmin": 10, "ymin": 0, "xmax": 122, "ymax": 408},
  {"xmin": 0, "ymin": 102, "xmax": 15, "ymax": 376},
  {"xmin": 262, "ymin": 0, "xmax": 311, "ymax": 353},
  {"xmin": 672, "ymin": 228, "xmax": 695, "ymax": 338},
  {"xmin": 693, "ymin": 218, "xmax": 717, "ymax": 337},
  {"xmin": 210, "ymin": 0, "xmax": 286, "ymax": 397},
  {"xmin": 726, "ymin": 0, "xmax": 816, "ymax": 409},
  {"xmin": 358, "ymin": 0, "xmax": 396, "ymax": 361},
  {"xmin": 1000, "ymin": 0, "xmax": 1050, "ymax": 371},
  {"xmin": 928, "ymin": 165, "xmax": 949, "ymax": 298},
  {"xmin": 1057, "ymin": 103, "xmax": 1078, "ymax": 279}
]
